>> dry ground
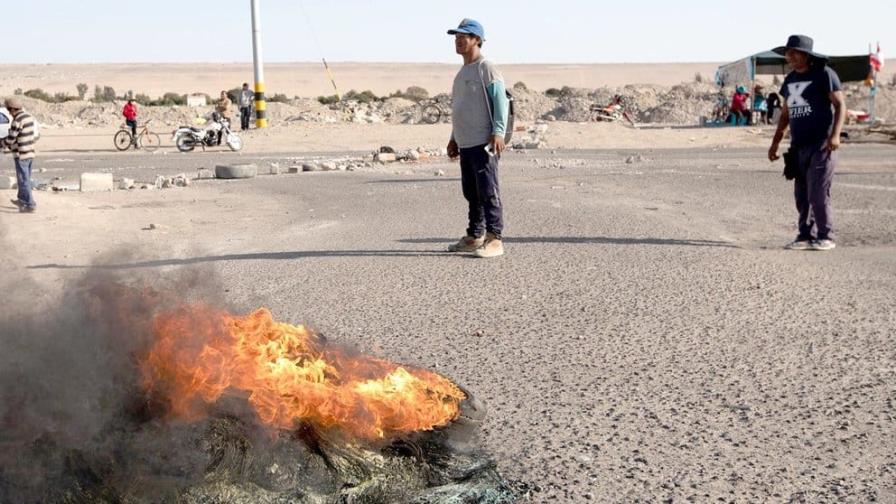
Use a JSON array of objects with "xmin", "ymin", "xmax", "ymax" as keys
[{"xmin": 0, "ymin": 62, "xmax": 726, "ymax": 98}]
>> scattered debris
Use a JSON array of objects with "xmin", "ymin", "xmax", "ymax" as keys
[
  {"xmin": 79, "ymin": 172, "xmax": 114, "ymax": 192},
  {"xmin": 511, "ymin": 120, "xmax": 550, "ymax": 150},
  {"xmin": 152, "ymin": 173, "xmax": 191, "ymax": 188},
  {"xmin": 7, "ymin": 82, "xmax": 894, "ymax": 130},
  {"xmin": 375, "ymin": 152, "xmax": 397, "ymax": 163}
]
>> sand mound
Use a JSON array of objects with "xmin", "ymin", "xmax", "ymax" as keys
[{"xmin": 11, "ymin": 81, "xmax": 894, "ymax": 130}]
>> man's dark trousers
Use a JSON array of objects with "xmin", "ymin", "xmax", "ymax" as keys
[
  {"xmin": 794, "ymin": 142, "xmax": 836, "ymax": 240},
  {"xmin": 126, "ymin": 119, "xmax": 137, "ymax": 140},
  {"xmin": 240, "ymin": 107, "xmax": 251, "ymax": 130},
  {"xmin": 459, "ymin": 144, "xmax": 503, "ymax": 238}
]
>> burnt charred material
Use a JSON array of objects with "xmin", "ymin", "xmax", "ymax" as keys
[{"xmin": 2, "ymin": 394, "xmax": 515, "ymax": 504}]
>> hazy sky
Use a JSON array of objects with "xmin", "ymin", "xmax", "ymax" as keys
[{"xmin": 6, "ymin": 0, "xmax": 892, "ymax": 64}]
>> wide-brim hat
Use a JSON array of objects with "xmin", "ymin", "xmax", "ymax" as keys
[
  {"xmin": 447, "ymin": 18, "xmax": 485, "ymax": 41},
  {"xmin": 773, "ymin": 34, "xmax": 828, "ymax": 60}
]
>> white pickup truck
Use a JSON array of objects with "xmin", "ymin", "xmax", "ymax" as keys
[{"xmin": 0, "ymin": 107, "xmax": 11, "ymax": 138}]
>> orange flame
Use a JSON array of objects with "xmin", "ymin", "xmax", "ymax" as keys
[{"xmin": 139, "ymin": 305, "xmax": 465, "ymax": 440}]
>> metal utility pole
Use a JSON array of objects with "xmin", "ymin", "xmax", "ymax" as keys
[{"xmin": 251, "ymin": 0, "xmax": 267, "ymax": 128}]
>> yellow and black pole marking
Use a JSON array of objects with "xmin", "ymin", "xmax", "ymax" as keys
[
  {"xmin": 254, "ymin": 82, "xmax": 267, "ymax": 128},
  {"xmin": 250, "ymin": 0, "xmax": 266, "ymax": 128},
  {"xmin": 323, "ymin": 58, "xmax": 341, "ymax": 101}
]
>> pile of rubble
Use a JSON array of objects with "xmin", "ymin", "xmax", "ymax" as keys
[
  {"xmin": 10, "ymin": 81, "xmax": 895, "ymax": 130},
  {"xmin": 15, "ymin": 146, "xmax": 448, "ymax": 195}
]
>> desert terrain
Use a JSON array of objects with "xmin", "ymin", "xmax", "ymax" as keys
[{"xmin": 0, "ymin": 62, "xmax": 732, "ymax": 98}]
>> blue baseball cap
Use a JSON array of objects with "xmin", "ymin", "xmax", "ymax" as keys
[{"xmin": 447, "ymin": 18, "xmax": 485, "ymax": 40}]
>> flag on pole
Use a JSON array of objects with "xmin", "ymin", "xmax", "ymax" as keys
[{"xmin": 870, "ymin": 42, "xmax": 884, "ymax": 71}]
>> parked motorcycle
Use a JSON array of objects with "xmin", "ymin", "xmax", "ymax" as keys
[
  {"xmin": 172, "ymin": 114, "xmax": 243, "ymax": 152},
  {"xmin": 589, "ymin": 95, "xmax": 636, "ymax": 127}
]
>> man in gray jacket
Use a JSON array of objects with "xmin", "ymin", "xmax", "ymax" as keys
[
  {"xmin": 445, "ymin": 18, "xmax": 510, "ymax": 258},
  {"xmin": 238, "ymin": 83, "xmax": 254, "ymax": 131}
]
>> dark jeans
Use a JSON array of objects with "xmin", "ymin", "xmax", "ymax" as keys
[
  {"xmin": 240, "ymin": 107, "xmax": 251, "ymax": 130},
  {"xmin": 459, "ymin": 144, "xmax": 503, "ymax": 238},
  {"xmin": 794, "ymin": 142, "xmax": 837, "ymax": 240},
  {"xmin": 126, "ymin": 119, "xmax": 137, "ymax": 140},
  {"xmin": 15, "ymin": 158, "xmax": 35, "ymax": 209}
]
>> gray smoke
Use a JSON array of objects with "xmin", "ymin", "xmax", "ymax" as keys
[{"xmin": 0, "ymin": 233, "xmax": 241, "ymax": 503}]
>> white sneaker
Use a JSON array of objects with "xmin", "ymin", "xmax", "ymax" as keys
[
  {"xmin": 473, "ymin": 233, "xmax": 504, "ymax": 258},
  {"xmin": 811, "ymin": 239, "xmax": 836, "ymax": 251},
  {"xmin": 784, "ymin": 238, "xmax": 813, "ymax": 250}
]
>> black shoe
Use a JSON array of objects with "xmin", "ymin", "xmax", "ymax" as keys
[{"xmin": 10, "ymin": 198, "xmax": 24, "ymax": 208}]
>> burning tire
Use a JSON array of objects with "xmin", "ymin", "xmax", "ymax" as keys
[
  {"xmin": 215, "ymin": 163, "xmax": 257, "ymax": 179},
  {"xmin": 1, "ymin": 285, "xmax": 518, "ymax": 503}
]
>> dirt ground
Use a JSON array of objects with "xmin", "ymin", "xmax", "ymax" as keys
[
  {"xmin": 33, "ymin": 122, "xmax": 773, "ymax": 155},
  {"xmin": 2, "ymin": 125, "xmax": 895, "ymax": 502}
]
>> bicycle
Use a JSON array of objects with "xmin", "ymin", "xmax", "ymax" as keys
[
  {"xmin": 114, "ymin": 120, "xmax": 162, "ymax": 152},
  {"xmin": 416, "ymin": 96, "xmax": 452, "ymax": 124}
]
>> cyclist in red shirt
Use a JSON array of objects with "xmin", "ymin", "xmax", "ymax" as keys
[{"xmin": 122, "ymin": 99, "xmax": 138, "ymax": 145}]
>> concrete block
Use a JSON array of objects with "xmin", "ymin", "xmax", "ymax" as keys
[
  {"xmin": 80, "ymin": 172, "xmax": 114, "ymax": 192},
  {"xmin": 215, "ymin": 163, "xmax": 257, "ymax": 179},
  {"xmin": 375, "ymin": 152, "xmax": 396, "ymax": 163},
  {"xmin": 0, "ymin": 176, "xmax": 16, "ymax": 189}
]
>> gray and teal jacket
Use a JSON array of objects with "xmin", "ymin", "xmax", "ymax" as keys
[{"xmin": 450, "ymin": 58, "xmax": 510, "ymax": 148}]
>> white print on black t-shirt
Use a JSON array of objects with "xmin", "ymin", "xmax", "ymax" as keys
[{"xmin": 787, "ymin": 81, "xmax": 813, "ymax": 118}]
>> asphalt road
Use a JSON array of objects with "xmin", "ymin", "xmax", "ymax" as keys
[{"xmin": 6, "ymin": 143, "xmax": 896, "ymax": 502}]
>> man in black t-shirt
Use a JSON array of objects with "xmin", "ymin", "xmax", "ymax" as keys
[{"xmin": 768, "ymin": 35, "xmax": 845, "ymax": 251}]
